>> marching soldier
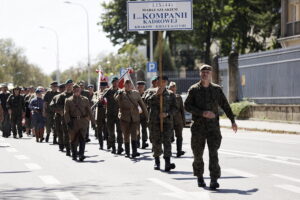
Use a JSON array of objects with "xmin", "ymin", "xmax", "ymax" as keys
[
  {"xmin": 50, "ymin": 84, "xmax": 66, "ymax": 151},
  {"xmin": 56, "ymin": 79, "xmax": 74, "ymax": 156},
  {"xmin": 145, "ymin": 76, "xmax": 177, "ymax": 172},
  {"xmin": 0, "ymin": 84, "xmax": 11, "ymax": 138},
  {"xmin": 184, "ymin": 64, "xmax": 238, "ymax": 189},
  {"xmin": 96, "ymin": 82, "xmax": 108, "ymax": 150},
  {"xmin": 168, "ymin": 82, "xmax": 186, "ymax": 157},
  {"xmin": 115, "ymin": 80, "xmax": 148, "ymax": 158},
  {"xmin": 103, "ymin": 77, "xmax": 123, "ymax": 154},
  {"xmin": 79, "ymin": 80, "xmax": 91, "ymax": 143},
  {"xmin": 64, "ymin": 84, "xmax": 96, "ymax": 161},
  {"xmin": 136, "ymin": 81, "xmax": 149, "ymax": 149},
  {"xmin": 44, "ymin": 81, "xmax": 59, "ymax": 143},
  {"xmin": 24, "ymin": 86, "xmax": 35, "ymax": 136},
  {"xmin": 7, "ymin": 86, "xmax": 25, "ymax": 139}
]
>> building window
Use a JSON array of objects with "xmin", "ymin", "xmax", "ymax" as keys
[{"xmin": 288, "ymin": 0, "xmax": 300, "ymax": 22}]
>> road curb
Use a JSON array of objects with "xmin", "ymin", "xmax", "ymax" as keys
[{"xmin": 220, "ymin": 125, "xmax": 300, "ymax": 135}]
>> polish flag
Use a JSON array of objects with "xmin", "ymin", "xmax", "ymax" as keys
[{"xmin": 118, "ymin": 68, "xmax": 134, "ymax": 89}]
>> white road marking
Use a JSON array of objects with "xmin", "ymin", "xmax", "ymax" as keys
[
  {"xmin": 223, "ymin": 168, "xmax": 256, "ymax": 178},
  {"xmin": 148, "ymin": 178, "xmax": 210, "ymax": 200},
  {"xmin": 39, "ymin": 175, "xmax": 61, "ymax": 185},
  {"xmin": 6, "ymin": 147, "xmax": 18, "ymax": 152},
  {"xmin": 272, "ymin": 174, "xmax": 300, "ymax": 183},
  {"xmin": 55, "ymin": 192, "xmax": 79, "ymax": 200},
  {"xmin": 219, "ymin": 149, "xmax": 300, "ymax": 166},
  {"xmin": 15, "ymin": 155, "xmax": 29, "ymax": 160},
  {"xmin": 275, "ymin": 184, "xmax": 300, "ymax": 194},
  {"xmin": 25, "ymin": 163, "xmax": 42, "ymax": 170}
]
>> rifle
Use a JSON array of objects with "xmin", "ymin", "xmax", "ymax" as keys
[{"xmin": 91, "ymin": 68, "xmax": 131, "ymax": 111}]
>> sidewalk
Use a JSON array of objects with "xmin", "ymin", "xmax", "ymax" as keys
[{"xmin": 220, "ymin": 119, "xmax": 300, "ymax": 134}]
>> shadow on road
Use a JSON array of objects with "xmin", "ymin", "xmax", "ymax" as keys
[
  {"xmin": 173, "ymin": 176, "xmax": 248, "ymax": 180},
  {"xmin": 0, "ymin": 170, "xmax": 32, "ymax": 174},
  {"xmin": 210, "ymin": 188, "xmax": 259, "ymax": 195}
]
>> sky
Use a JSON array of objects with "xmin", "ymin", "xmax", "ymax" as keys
[{"xmin": 0, "ymin": 0, "xmax": 119, "ymax": 75}]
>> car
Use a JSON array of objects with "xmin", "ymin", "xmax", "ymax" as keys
[{"xmin": 181, "ymin": 93, "xmax": 192, "ymax": 126}]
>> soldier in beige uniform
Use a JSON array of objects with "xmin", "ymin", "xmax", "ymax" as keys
[
  {"xmin": 64, "ymin": 84, "xmax": 96, "ymax": 161},
  {"xmin": 115, "ymin": 80, "xmax": 148, "ymax": 158}
]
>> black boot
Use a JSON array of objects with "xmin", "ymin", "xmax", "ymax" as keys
[
  {"xmin": 78, "ymin": 140, "xmax": 86, "ymax": 162},
  {"xmin": 71, "ymin": 144, "xmax": 77, "ymax": 161},
  {"xmin": 131, "ymin": 140, "xmax": 140, "ymax": 158},
  {"xmin": 45, "ymin": 134, "xmax": 50, "ymax": 142},
  {"xmin": 154, "ymin": 157, "xmax": 160, "ymax": 170},
  {"xmin": 125, "ymin": 143, "xmax": 130, "ymax": 158},
  {"xmin": 197, "ymin": 176, "xmax": 206, "ymax": 187},
  {"xmin": 209, "ymin": 179, "xmax": 220, "ymax": 190},
  {"xmin": 164, "ymin": 157, "xmax": 176, "ymax": 172},
  {"xmin": 117, "ymin": 143, "xmax": 124, "ymax": 155},
  {"xmin": 107, "ymin": 141, "xmax": 111, "ymax": 150},
  {"xmin": 136, "ymin": 140, "xmax": 140, "ymax": 148},
  {"xmin": 66, "ymin": 145, "xmax": 71, "ymax": 156},
  {"xmin": 53, "ymin": 136, "xmax": 58, "ymax": 144},
  {"xmin": 176, "ymin": 139, "xmax": 185, "ymax": 157},
  {"xmin": 59, "ymin": 144, "xmax": 64, "ymax": 152},
  {"xmin": 111, "ymin": 143, "xmax": 116, "ymax": 154},
  {"xmin": 142, "ymin": 141, "xmax": 149, "ymax": 149}
]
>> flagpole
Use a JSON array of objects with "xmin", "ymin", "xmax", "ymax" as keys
[
  {"xmin": 158, "ymin": 31, "xmax": 164, "ymax": 132},
  {"xmin": 95, "ymin": 65, "xmax": 102, "ymax": 121}
]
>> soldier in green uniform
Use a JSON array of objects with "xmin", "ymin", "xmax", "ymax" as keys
[
  {"xmin": 184, "ymin": 64, "xmax": 238, "ymax": 189},
  {"xmin": 96, "ymin": 82, "xmax": 108, "ymax": 150},
  {"xmin": 43, "ymin": 81, "xmax": 59, "ymax": 143},
  {"xmin": 56, "ymin": 80, "xmax": 74, "ymax": 156},
  {"xmin": 7, "ymin": 86, "xmax": 25, "ymax": 139},
  {"xmin": 0, "ymin": 84, "xmax": 11, "ymax": 138},
  {"xmin": 136, "ymin": 81, "xmax": 149, "ymax": 149},
  {"xmin": 50, "ymin": 84, "xmax": 66, "ymax": 151},
  {"xmin": 168, "ymin": 82, "xmax": 186, "ymax": 157},
  {"xmin": 24, "ymin": 86, "xmax": 35, "ymax": 136},
  {"xmin": 79, "ymin": 80, "xmax": 91, "ymax": 143},
  {"xmin": 145, "ymin": 76, "xmax": 177, "ymax": 172},
  {"xmin": 115, "ymin": 80, "xmax": 148, "ymax": 158},
  {"xmin": 103, "ymin": 77, "xmax": 123, "ymax": 154},
  {"xmin": 64, "ymin": 84, "xmax": 96, "ymax": 161}
]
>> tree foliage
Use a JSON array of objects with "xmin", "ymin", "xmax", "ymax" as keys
[{"xmin": 0, "ymin": 38, "xmax": 51, "ymax": 87}]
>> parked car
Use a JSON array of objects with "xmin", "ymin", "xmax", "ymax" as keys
[{"xmin": 181, "ymin": 93, "xmax": 192, "ymax": 126}]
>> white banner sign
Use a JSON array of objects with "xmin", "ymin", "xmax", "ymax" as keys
[{"xmin": 127, "ymin": 0, "xmax": 193, "ymax": 31}]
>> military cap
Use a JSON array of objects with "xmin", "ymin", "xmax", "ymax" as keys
[
  {"xmin": 100, "ymin": 82, "xmax": 108, "ymax": 87},
  {"xmin": 87, "ymin": 84, "xmax": 94, "ymax": 88},
  {"xmin": 136, "ymin": 81, "xmax": 146, "ymax": 86},
  {"xmin": 157, "ymin": 75, "xmax": 168, "ymax": 81},
  {"xmin": 200, "ymin": 64, "xmax": 212, "ymax": 71},
  {"xmin": 50, "ymin": 81, "xmax": 58, "ymax": 86},
  {"xmin": 169, "ymin": 81, "xmax": 176, "ymax": 87},
  {"xmin": 111, "ymin": 76, "xmax": 119, "ymax": 83},
  {"xmin": 151, "ymin": 76, "xmax": 158, "ymax": 82},
  {"xmin": 65, "ymin": 79, "xmax": 73, "ymax": 84},
  {"xmin": 58, "ymin": 84, "xmax": 65, "ymax": 89},
  {"xmin": 13, "ymin": 86, "xmax": 21, "ymax": 90},
  {"xmin": 73, "ymin": 84, "xmax": 80, "ymax": 89},
  {"xmin": 35, "ymin": 88, "xmax": 43, "ymax": 93}
]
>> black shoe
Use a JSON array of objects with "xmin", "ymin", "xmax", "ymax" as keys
[
  {"xmin": 197, "ymin": 177, "xmax": 206, "ymax": 187},
  {"xmin": 125, "ymin": 143, "xmax": 130, "ymax": 158},
  {"xmin": 66, "ymin": 150, "xmax": 71, "ymax": 156},
  {"xmin": 154, "ymin": 157, "xmax": 160, "ymax": 170},
  {"xmin": 79, "ymin": 155, "xmax": 86, "ymax": 162},
  {"xmin": 131, "ymin": 141, "xmax": 140, "ymax": 158},
  {"xmin": 99, "ymin": 146, "xmax": 103, "ymax": 150},
  {"xmin": 13, "ymin": 135, "xmax": 17, "ymax": 139},
  {"xmin": 72, "ymin": 156, "xmax": 77, "ymax": 161},
  {"xmin": 40, "ymin": 138, "xmax": 44, "ymax": 142},
  {"xmin": 107, "ymin": 142, "xmax": 111, "ymax": 150},
  {"xmin": 209, "ymin": 180, "xmax": 220, "ymax": 190},
  {"xmin": 45, "ymin": 134, "xmax": 50, "ymax": 142},
  {"xmin": 53, "ymin": 138, "xmax": 58, "ymax": 145},
  {"xmin": 19, "ymin": 135, "xmax": 23, "ymax": 138},
  {"xmin": 164, "ymin": 157, "xmax": 176, "ymax": 172},
  {"xmin": 117, "ymin": 143, "xmax": 124, "ymax": 155},
  {"xmin": 176, "ymin": 151, "xmax": 185, "ymax": 157},
  {"xmin": 111, "ymin": 145, "xmax": 116, "ymax": 154},
  {"xmin": 85, "ymin": 138, "xmax": 91, "ymax": 143},
  {"xmin": 142, "ymin": 141, "xmax": 149, "ymax": 149}
]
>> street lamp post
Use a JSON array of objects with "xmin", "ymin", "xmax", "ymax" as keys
[
  {"xmin": 39, "ymin": 26, "xmax": 60, "ymax": 84},
  {"xmin": 64, "ymin": 1, "xmax": 91, "ymax": 85}
]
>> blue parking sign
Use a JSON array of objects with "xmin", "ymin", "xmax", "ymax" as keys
[{"xmin": 147, "ymin": 62, "xmax": 157, "ymax": 72}]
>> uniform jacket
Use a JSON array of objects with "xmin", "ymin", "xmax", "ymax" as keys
[
  {"xmin": 184, "ymin": 81, "xmax": 235, "ymax": 124},
  {"xmin": 145, "ymin": 88, "xmax": 178, "ymax": 124},
  {"xmin": 64, "ymin": 95, "xmax": 95, "ymax": 126},
  {"xmin": 0, "ymin": 101, "xmax": 3, "ymax": 122},
  {"xmin": 173, "ymin": 93, "xmax": 185, "ymax": 127},
  {"xmin": 115, "ymin": 89, "xmax": 148, "ymax": 123},
  {"xmin": 43, "ymin": 91, "xmax": 59, "ymax": 113},
  {"xmin": 50, "ymin": 93, "xmax": 63, "ymax": 116},
  {"xmin": 103, "ymin": 87, "xmax": 119, "ymax": 117},
  {"xmin": 56, "ymin": 91, "xmax": 73, "ymax": 115},
  {"xmin": 6, "ymin": 94, "xmax": 25, "ymax": 114},
  {"xmin": 0, "ymin": 92, "xmax": 10, "ymax": 113}
]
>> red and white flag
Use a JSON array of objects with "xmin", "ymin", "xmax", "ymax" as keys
[{"xmin": 118, "ymin": 68, "xmax": 134, "ymax": 89}]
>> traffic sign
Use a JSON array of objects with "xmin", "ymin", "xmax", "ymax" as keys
[{"xmin": 147, "ymin": 62, "xmax": 157, "ymax": 72}]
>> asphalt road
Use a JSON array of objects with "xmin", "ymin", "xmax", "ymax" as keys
[{"xmin": 1, "ymin": 126, "xmax": 300, "ymax": 200}]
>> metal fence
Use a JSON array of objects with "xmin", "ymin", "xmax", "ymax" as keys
[{"xmin": 219, "ymin": 46, "xmax": 300, "ymax": 104}]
